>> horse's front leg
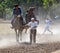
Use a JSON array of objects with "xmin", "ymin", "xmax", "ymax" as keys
[
  {"xmin": 20, "ymin": 31, "xmax": 22, "ymax": 41},
  {"xmin": 19, "ymin": 29, "xmax": 23, "ymax": 41},
  {"xmin": 15, "ymin": 29, "xmax": 19, "ymax": 42},
  {"xmin": 15, "ymin": 29, "xmax": 18, "ymax": 41}
]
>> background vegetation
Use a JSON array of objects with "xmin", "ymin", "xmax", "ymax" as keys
[{"xmin": 0, "ymin": 0, "xmax": 60, "ymax": 19}]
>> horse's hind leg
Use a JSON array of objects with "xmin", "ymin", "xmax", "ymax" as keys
[
  {"xmin": 25, "ymin": 28, "xmax": 27, "ymax": 33},
  {"xmin": 20, "ymin": 31, "xmax": 22, "ymax": 41}
]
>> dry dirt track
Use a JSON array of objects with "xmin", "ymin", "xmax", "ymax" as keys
[{"xmin": 0, "ymin": 19, "xmax": 60, "ymax": 53}]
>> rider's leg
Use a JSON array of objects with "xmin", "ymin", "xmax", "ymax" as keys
[
  {"xmin": 11, "ymin": 18, "xmax": 15, "ymax": 28},
  {"xmin": 11, "ymin": 15, "xmax": 17, "ymax": 28},
  {"xmin": 33, "ymin": 29, "xmax": 36, "ymax": 43},
  {"xmin": 30, "ymin": 29, "xmax": 33, "ymax": 44}
]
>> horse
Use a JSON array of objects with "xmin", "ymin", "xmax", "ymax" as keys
[{"xmin": 12, "ymin": 16, "xmax": 26, "ymax": 43}]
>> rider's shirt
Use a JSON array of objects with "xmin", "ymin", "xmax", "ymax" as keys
[
  {"xmin": 27, "ymin": 21, "xmax": 38, "ymax": 29},
  {"xmin": 12, "ymin": 7, "xmax": 24, "ymax": 25},
  {"xmin": 13, "ymin": 7, "xmax": 22, "ymax": 16}
]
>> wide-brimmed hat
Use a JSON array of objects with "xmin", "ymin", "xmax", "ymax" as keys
[{"xmin": 29, "ymin": 7, "xmax": 35, "ymax": 11}]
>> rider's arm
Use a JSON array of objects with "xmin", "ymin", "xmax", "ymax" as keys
[
  {"xmin": 26, "ymin": 22, "xmax": 31, "ymax": 27},
  {"xmin": 25, "ymin": 22, "xmax": 31, "ymax": 28},
  {"xmin": 13, "ymin": 9, "xmax": 15, "ymax": 15},
  {"xmin": 19, "ymin": 8, "xmax": 22, "ymax": 15}
]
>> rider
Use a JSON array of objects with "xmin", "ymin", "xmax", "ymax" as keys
[
  {"xmin": 11, "ymin": 4, "xmax": 24, "ymax": 28},
  {"xmin": 25, "ymin": 7, "xmax": 36, "ymax": 24},
  {"xmin": 25, "ymin": 10, "xmax": 29, "ymax": 24}
]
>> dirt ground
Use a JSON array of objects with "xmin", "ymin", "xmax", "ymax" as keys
[{"xmin": 0, "ymin": 19, "xmax": 60, "ymax": 53}]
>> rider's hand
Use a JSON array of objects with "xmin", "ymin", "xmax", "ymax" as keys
[{"xmin": 17, "ymin": 15, "xmax": 21, "ymax": 18}]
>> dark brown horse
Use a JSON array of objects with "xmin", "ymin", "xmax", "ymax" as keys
[
  {"xmin": 25, "ymin": 7, "xmax": 36, "ymax": 24},
  {"xmin": 25, "ymin": 7, "xmax": 36, "ymax": 33}
]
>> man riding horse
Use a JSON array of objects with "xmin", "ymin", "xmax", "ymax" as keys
[
  {"xmin": 25, "ymin": 7, "xmax": 39, "ymax": 33},
  {"xmin": 11, "ymin": 4, "xmax": 24, "ymax": 42},
  {"xmin": 25, "ymin": 7, "xmax": 36, "ymax": 24},
  {"xmin": 11, "ymin": 4, "xmax": 24, "ymax": 28}
]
